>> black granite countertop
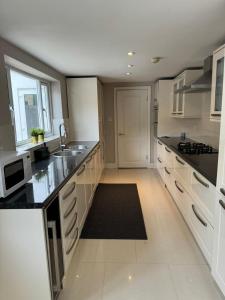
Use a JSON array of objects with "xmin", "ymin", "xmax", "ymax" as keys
[
  {"xmin": 0, "ymin": 141, "xmax": 99, "ymax": 209},
  {"xmin": 158, "ymin": 137, "xmax": 218, "ymax": 186}
]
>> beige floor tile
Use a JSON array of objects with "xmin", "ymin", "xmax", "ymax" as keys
[
  {"xmin": 59, "ymin": 262, "xmax": 105, "ymax": 300},
  {"xmin": 73, "ymin": 239, "xmax": 100, "ymax": 262},
  {"xmin": 102, "ymin": 263, "xmax": 178, "ymax": 300},
  {"xmin": 170, "ymin": 265, "xmax": 224, "ymax": 300},
  {"xmin": 95, "ymin": 240, "xmax": 137, "ymax": 263}
]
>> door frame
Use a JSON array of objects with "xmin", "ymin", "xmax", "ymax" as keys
[{"xmin": 114, "ymin": 86, "xmax": 151, "ymax": 168}]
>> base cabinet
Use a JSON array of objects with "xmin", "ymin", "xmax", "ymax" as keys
[
  {"xmin": 156, "ymin": 139, "xmax": 215, "ymax": 266},
  {"xmin": 212, "ymin": 194, "xmax": 225, "ymax": 295},
  {"xmin": 59, "ymin": 143, "xmax": 104, "ymax": 276}
]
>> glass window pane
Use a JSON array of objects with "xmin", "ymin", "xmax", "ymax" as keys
[
  {"xmin": 215, "ymin": 57, "xmax": 224, "ymax": 112},
  {"xmin": 9, "ymin": 69, "xmax": 52, "ymax": 145},
  {"xmin": 41, "ymin": 84, "xmax": 51, "ymax": 132}
]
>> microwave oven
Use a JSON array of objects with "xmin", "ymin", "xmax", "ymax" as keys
[{"xmin": 0, "ymin": 150, "xmax": 32, "ymax": 198}]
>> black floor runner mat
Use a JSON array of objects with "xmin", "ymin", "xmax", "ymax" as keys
[{"xmin": 81, "ymin": 183, "xmax": 147, "ymax": 240}]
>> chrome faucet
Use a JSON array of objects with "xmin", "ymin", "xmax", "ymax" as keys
[{"xmin": 59, "ymin": 123, "xmax": 68, "ymax": 151}]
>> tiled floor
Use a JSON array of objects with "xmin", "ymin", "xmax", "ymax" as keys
[{"xmin": 59, "ymin": 168, "xmax": 224, "ymax": 300}]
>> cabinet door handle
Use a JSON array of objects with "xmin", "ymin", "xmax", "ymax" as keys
[
  {"xmin": 65, "ymin": 213, "xmax": 78, "ymax": 238},
  {"xmin": 193, "ymin": 172, "xmax": 209, "ymax": 188},
  {"xmin": 165, "ymin": 167, "xmax": 171, "ymax": 175},
  {"xmin": 62, "ymin": 182, "xmax": 76, "ymax": 200},
  {"xmin": 219, "ymin": 199, "xmax": 225, "ymax": 210},
  {"xmin": 192, "ymin": 205, "xmax": 207, "ymax": 227},
  {"xmin": 86, "ymin": 156, "xmax": 93, "ymax": 164},
  {"xmin": 220, "ymin": 188, "xmax": 225, "ymax": 197},
  {"xmin": 165, "ymin": 147, "xmax": 171, "ymax": 153},
  {"xmin": 77, "ymin": 165, "xmax": 85, "ymax": 176},
  {"xmin": 158, "ymin": 141, "xmax": 162, "ymax": 145},
  {"xmin": 211, "ymin": 113, "xmax": 221, "ymax": 117},
  {"xmin": 64, "ymin": 197, "xmax": 77, "ymax": 219},
  {"xmin": 157, "ymin": 157, "xmax": 162, "ymax": 163},
  {"xmin": 48, "ymin": 221, "xmax": 61, "ymax": 292},
  {"xmin": 176, "ymin": 156, "xmax": 185, "ymax": 165},
  {"xmin": 175, "ymin": 180, "xmax": 184, "ymax": 193},
  {"xmin": 66, "ymin": 228, "xmax": 79, "ymax": 255}
]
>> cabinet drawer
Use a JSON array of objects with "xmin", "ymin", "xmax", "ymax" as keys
[
  {"xmin": 164, "ymin": 146, "xmax": 173, "ymax": 169},
  {"xmin": 157, "ymin": 140, "xmax": 164, "ymax": 162},
  {"xmin": 157, "ymin": 157, "xmax": 164, "ymax": 182},
  {"xmin": 173, "ymin": 154, "xmax": 191, "ymax": 188},
  {"xmin": 60, "ymin": 180, "xmax": 77, "ymax": 211},
  {"xmin": 172, "ymin": 178, "xmax": 190, "ymax": 220},
  {"xmin": 188, "ymin": 200, "xmax": 214, "ymax": 265},
  {"xmin": 190, "ymin": 170, "xmax": 216, "ymax": 226}
]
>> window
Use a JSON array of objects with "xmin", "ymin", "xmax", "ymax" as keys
[{"xmin": 8, "ymin": 69, "xmax": 52, "ymax": 145}]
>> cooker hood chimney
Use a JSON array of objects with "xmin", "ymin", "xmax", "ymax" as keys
[{"xmin": 180, "ymin": 56, "xmax": 212, "ymax": 93}]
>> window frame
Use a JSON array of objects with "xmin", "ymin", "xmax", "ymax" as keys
[{"xmin": 6, "ymin": 65, "xmax": 53, "ymax": 146}]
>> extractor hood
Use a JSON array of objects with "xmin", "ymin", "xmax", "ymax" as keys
[{"xmin": 176, "ymin": 56, "xmax": 212, "ymax": 94}]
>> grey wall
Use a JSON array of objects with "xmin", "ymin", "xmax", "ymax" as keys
[
  {"xmin": 0, "ymin": 37, "xmax": 68, "ymax": 150},
  {"xmin": 102, "ymin": 82, "xmax": 153, "ymax": 165}
]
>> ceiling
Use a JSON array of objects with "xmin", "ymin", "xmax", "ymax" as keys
[{"xmin": 0, "ymin": 0, "xmax": 225, "ymax": 82}]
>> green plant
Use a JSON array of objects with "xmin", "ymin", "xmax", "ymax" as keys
[
  {"xmin": 37, "ymin": 128, "xmax": 45, "ymax": 136},
  {"xmin": 30, "ymin": 128, "xmax": 38, "ymax": 137}
]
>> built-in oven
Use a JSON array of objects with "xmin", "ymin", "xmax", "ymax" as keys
[
  {"xmin": 44, "ymin": 194, "xmax": 64, "ymax": 299},
  {"xmin": 0, "ymin": 150, "xmax": 32, "ymax": 198}
]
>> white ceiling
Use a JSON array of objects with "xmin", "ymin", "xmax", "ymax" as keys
[{"xmin": 0, "ymin": 0, "xmax": 225, "ymax": 82}]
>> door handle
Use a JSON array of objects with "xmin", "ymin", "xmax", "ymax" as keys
[{"xmin": 118, "ymin": 133, "xmax": 125, "ymax": 136}]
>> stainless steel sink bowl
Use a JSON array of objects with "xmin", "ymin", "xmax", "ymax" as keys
[
  {"xmin": 53, "ymin": 150, "xmax": 83, "ymax": 157},
  {"xmin": 69, "ymin": 144, "xmax": 89, "ymax": 150}
]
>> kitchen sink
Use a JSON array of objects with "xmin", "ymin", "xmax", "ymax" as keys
[
  {"xmin": 53, "ymin": 149, "xmax": 83, "ymax": 157},
  {"xmin": 68, "ymin": 144, "xmax": 89, "ymax": 150}
]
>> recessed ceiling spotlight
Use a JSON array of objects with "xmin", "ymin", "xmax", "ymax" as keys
[
  {"xmin": 125, "ymin": 72, "xmax": 132, "ymax": 76},
  {"xmin": 151, "ymin": 57, "xmax": 162, "ymax": 64},
  {"xmin": 128, "ymin": 51, "xmax": 136, "ymax": 56},
  {"xmin": 128, "ymin": 64, "xmax": 134, "ymax": 68}
]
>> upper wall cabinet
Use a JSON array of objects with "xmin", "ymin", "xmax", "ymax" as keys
[
  {"xmin": 171, "ymin": 70, "xmax": 203, "ymax": 118},
  {"xmin": 210, "ymin": 45, "xmax": 225, "ymax": 122},
  {"xmin": 67, "ymin": 77, "xmax": 104, "ymax": 142}
]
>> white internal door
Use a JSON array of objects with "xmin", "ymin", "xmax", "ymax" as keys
[{"xmin": 116, "ymin": 89, "xmax": 149, "ymax": 168}]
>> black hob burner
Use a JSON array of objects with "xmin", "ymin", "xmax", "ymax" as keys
[{"xmin": 178, "ymin": 142, "xmax": 218, "ymax": 154}]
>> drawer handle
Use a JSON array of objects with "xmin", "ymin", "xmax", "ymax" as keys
[
  {"xmin": 86, "ymin": 156, "xmax": 93, "ymax": 164},
  {"xmin": 64, "ymin": 197, "xmax": 77, "ymax": 219},
  {"xmin": 158, "ymin": 141, "xmax": 162, "ymax": 145},
  {"xmin": 175, "ymin": 180, "xmax": 184, "ymax": 193},
  {"xmin": 220, "ymin": 188, "xmax": 225, "ymax": 197},
  {"xmin": 157, "ymin": 157, "xmax": 162, "ymax": 163},
  {"xmin": 192, "ymin": 204, "xmax": 207, "ymax": 227},
  {"xmin": 176, "ymin": 156, "xmax": 185, "ymax": 165},
  {"xmin": 211, "ymin": 113, "xmax": 221, "ymax": 117},
  {"xmin": 219, "ymin": 199, "xmax": 225, "ymax": 210},
  {"xmin": 165, "ymin": 147, "xmax": 171, "ymax": 153},
  {"xmin": 65, "ymin": 213, "xmax": 78, "ymax": 238},
  {"xmin": 62, "ymin": 182, "xmax": 76, "ymax": 200},
  {"xmin": 193, "ymin": 172, "xmax": 209, "ymax": 188},
  {"xmin": 66, "ymin": 228, "xmax": 79, "ymax": 255},
  {"xmin": 165, "ymin": 167, "xmax": 171, "ymax": 175},
  {"xmin": 77, "ymin": 165, "xmax": 85, "ymax": 176}
]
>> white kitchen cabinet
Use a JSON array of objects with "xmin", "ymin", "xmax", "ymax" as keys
[
  {"xmin": 173, "ymin": 154, "xmax": 191, "ymax": 188},
  {"xmin": 189, "ymin": 198, "xmax": 214, "ymax": 265},
  {"xmin": 156, "ymin": 140, "xmax": 165, "ymax": 181},
  {"xmin": 211, "ymin": 46, "xmax": 225, "ymax": 295},
  {"xmin": 156, "ymin": 139, "xmax": 215, "ymax": 266},
  {"xmin": 210, "ymin": 44, "xmax": 225, "ymax": 121},
  {"xmin": 212, "ymin": 193, "xmax": 225, "ymax": 295},
  {"xmin": 190, "ymin": 169, "xmax": 216, "ymax": 226},
  {"xmin": 67, "ymin": 77, "xmax": 104, "ymax": 142},
  {"xmin": 171, "ymin": 70, "xmax": 203, "ymax": 118},
  {"xmin": 0, "ymin": 209, "xmax": 52, "ymax": 300}
]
